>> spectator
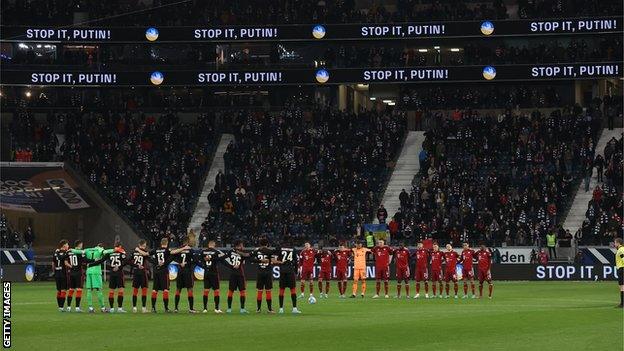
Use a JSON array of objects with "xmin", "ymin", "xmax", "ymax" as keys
[
  {"xmin": 376, "ymin": 205, "xmax": 388, "ymax": 224},
  {"xmin": 538, "ymin": 248, "xmax": 549, "ymax": 265},
  {"xmin": 24, "ymin": 226, "xmax": 34, "ymax": 249}
]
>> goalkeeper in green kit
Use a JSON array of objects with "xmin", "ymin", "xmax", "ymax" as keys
[{"xmin": 71, "ymin": 243, "xmax": 121, "ymax": 313}]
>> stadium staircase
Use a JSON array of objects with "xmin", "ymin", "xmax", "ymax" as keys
[
  {"xmin": 378, "ymin": 131, "xmax": 426, "ymax": 222},
  {"xmin": 562, "ymin": 127, "xmax": 623, "ymax": 233},
  {"xmin": 187, "ymin": 133, "xmax": 234, "ymax": 234}
]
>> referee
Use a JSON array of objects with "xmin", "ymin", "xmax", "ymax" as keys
[{"xmin": 615, "ymin": 238, "xmax": 624, "ymax": 308}]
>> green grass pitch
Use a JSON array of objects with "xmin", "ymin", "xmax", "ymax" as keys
[{"xmin": 9, "ymin": 281, "xmax": 623, "ymax": 351}]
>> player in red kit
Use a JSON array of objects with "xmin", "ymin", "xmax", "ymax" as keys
[
  {"xmin": 333, "ymin": 243, "xmax": 351, "ymax": 298},
  {"xmin": 299, "ymin": 242, "xmax": 317, "ymax": 298},
  {"xmin": 429, "ymin": 243, "xmax": 444, "ymax": 298},
  {"xmin": 316, "ymin": 246, "xmax": 333, "ymax": 298},
  {"xmin": 460, "ymin": 242, "xmax": 477, "ymax": 299},
  {"xmin": 393, "ymin": 242, "xmax": 411, "ymax": 298},
  {"xmin": 413, "ymin": 241, "xmax": 430, "ymax": 299},
  {"xmin": 476, "ymin": 244, "xmax": 493, "ymax": 299},
  {"xmin": 371, "ymin": 240, "xmax": 393, "ymax": 298},
  {"xmin": 443, "ymin": 244, "xmax": 460, "ymax": 299}
]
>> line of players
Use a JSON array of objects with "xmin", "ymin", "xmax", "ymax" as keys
[
  {"xmin": 52, "ymin": 236, "xmax": 494, "ymax": 315},
  {"xmin": 52, "ymin": 236, "xmax": 303, "ymax": 314},
  {"xmin": 298, "ymin": 240, "xmax": 493, "ymax": 300}
]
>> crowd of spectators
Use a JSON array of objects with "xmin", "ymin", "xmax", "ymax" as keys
[
  {"xmin": 581, "ymin": 133, "xmax": 623, "ymax": 245},
  {"xmin": 399, "ymin": 85, "xmax": 564, "ymax": 111},
  {"xmin": 3, "ymin": 0, "xmax": 621, "ymax": 26},
  {"xmin": 388, "ymin": 101, "xmax": 604, "ymax": 248},
  {"xmin": 7, "ymin": 107, "xmax": 220, "ymax": 246},
  {"xmin": 5, "ymin": 109, "xmax": 58, "ymax": 162},
  {"xmin": 0, "ymin": 214, "xmax": 23, "ymax": 249},
  {"xmin": 200, "ymin": 107, "xmax": 406, "ymax": 245}
]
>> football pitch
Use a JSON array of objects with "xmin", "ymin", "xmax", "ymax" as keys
[{"xmin": 9, "ymin": 281, "xmax": 623, "ymax": 351}]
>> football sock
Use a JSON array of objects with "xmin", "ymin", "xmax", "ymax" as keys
[
  {"xmin": 361, "ymin": 281, "xmax": 366, "ymax": 295},
  {"xmin": 325, "ymin": 281, "xmax": 330, "ymax": 294},
  {"xmin": 75, "ymin": 289, "xmax": 82, "ymax": 307},
  {"xmin": 240, "ymin": 290, "xmax": 246, "ymax": 309},
  {"xmin": 416, "ymin": 283, "xmax": 420, "ymax": 294},
  {"xmin": 60, "ymin": 291, "xmax": 66, "ymax": 307},
  {"xmin": 397, "ymin": 284, "xmax": 401, "ymax": 297},
  {"xmin": 290, "ymin": 288, "xmax": 297, "ymax": 308},
  {"xmin": 96, "ymin": 289, "xmax": 104, "ymax": 308},
  {"xmin": 203, "ymin": 290, "xmax": 209, "ymax": 310},
  {"xmin": 423, "ymin": 282, "xmax": 428, "ymax": 293},
  {"xmin": 376, "ymin": 281, "xmax": 380, "ymax": 295},
  {"xmin": 432, "ymin": 283, "xmax": 436, "ymax": 295},
  {"xmin": 175, "ymin": 290, "xmax": 181, "ymax": 309},
  {"xmin": 108, "ymin": 290, "xmax": 115, "ymax": 308},
  {"xmin": 453, "ymin": 283, "xmax": 458, "ymax": 295},
  {"xmin": 163, "ymin": 290, "xmax": 169, "ymax": 310},
  {"xmin": 384, "ymin": 282, "xmax": 388, "ymax": 295},
  {"xmin": 318, "ymin": 281, "xmax": 323, "ymax": 293},
  {"xmin": 132, "ymin": 288, "xmax": 138, "ymax": 307},
  {"xmin": 463, "ymin": 283, "xmax": 468, "ymax": 295},
  {"xmin": 300, "ymin": 282, "xmax": 305, "ymax": 294},
  {"xmin": 86, "ymin": 289, "xmax": 93, "ymax": 307},
  {"xmin": 279, "ymin": 288, "xmax": 285, "ymax": 308},
  {"xmin": 151, "ymin": 291, "xmax": 157, "ymax": 309},
  {"xmin": 266, "ymin": 291, "xmax": 272, "ymax": 311},
  {"xmin": 227, "ymin": 290, "xmax": 233, "ymax": 309},
  {"xmin": 257, "ymin": 291, "xmax": 262, "ymax": 310},
  {"xmin": 352, "ymin": 281, "xmax": 358, "ymax": 295},
  {"xmin": 488, "ymin": 284, "xmax": 493, "ymax": 297},
  {"xmin": 214, "ymin": 290, "xmax": 220, "ymax": 310},
  {"xmin": 405, "ymin": 284, "xmax": 410, "ymax": 297},
  {"xmin": 56, "ymin": 291, "xmax": 62, "ymax": 308},
  {"xmin": 67, "ymin": 289, "xmax": 74, "ymax": 306},
  {"xmin": 471, "ymin": 283, "xmax": 475, "ymax": 295},
  {"xmin": 187, "ymin": 290, "xmax": 194, "ymax": 310},
  {"xmin": 117, "ymin": 291, "xmax": 124, "ymax": 308},
  {"xmin": 445, "ymin": 283, "xmax": 449, "ymax": 296},
  {"xmin": 309, "ymin": 283, "xmax": 313, "ymax": 295},
  {"xmin": 479, "ymin": 284, "xmax": 484, "ymax": 296}
]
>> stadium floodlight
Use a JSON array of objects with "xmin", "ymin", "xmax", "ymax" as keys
[
  {"xmin": 387, "ymin": 102, "xmax": 396, "ymax": 106},
  {"xmin": 25, "ymin": 91, "xmax": 32, "ymax": 98},
  {"xmin": 433, "ymin": 46, "xmax": 440, "ymax": 49},
  {"xmin": 418, "ymin": 49, "xmax": 428, "ymax": 52},
  {"xmin": 369, "ymin": 97, "xmax": 376, "ymax": 101},
  {"xmin": 450, "ymin": 48, "xmax": 461, "ymax": 52},
  {"xmin": 382, "ymin": 99, "xmax": 392, "ymax": 104}
]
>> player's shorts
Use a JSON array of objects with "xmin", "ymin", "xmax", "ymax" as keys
[
  {"xmin": 108, "ymin": 272, "xmax": 125, "ymax": 289},
  {"xmin": 618, "ymin": 268, "xmax": 623, "ymax": 285},
  {"xmin": 396, "ymin": 267, "xmax": 410, "ymax": 281},
  {"xmin": 335, "ymin": 269, "xmax": 347, "ymax": 281},
  {"xmin": 228, "ymin": 274, "xmax": 246, "ymax": 291},
  {"xmin": 430, "ymin": 270, "xmax": 442, "ymax": 282},
  {"xmin": 54, "ymin": 271, "xmax": 68, "ymax": 291},
  {"xmin": 353, "ymin": 268, "xmax": 367, "ymax": 281},
  {"xmin": 132, "ymin": 271, "xmax": 148, "ymax": 288},
  {"xmin": 414, "ymin": 268, "xmax": 428, "ymax": 282},
  {"xmin": 68, "ymin": 272, "xmax": 83, "ymax": 289},
  {"xmin": 85, "ymin": 273, "xmax": 102, "ymax": 289},
  {"xmin": 300, "ymin": 269, "xmax": 313, "ymax": 280},
  {"xmin": 478, "ymin": 269, "xmax": 492, "ymax": 283},
  {"xmin": 318, "ymin": 270, "xmax": 331, "ymax": 281},
  {"xmin": 444, "ymin": 270, "xmax": 457, "ymax": 282},
  {"xmin": 204, "ymin": 272, "xmax": 220, "ymax": 290},
  {"xmin": 279, "ymin": 271, "xmax": 296, "ymax": 289},
  {"xmin": 462, "ymin": 267, "xmax": 474, "ymax": 279},
  {"xmin": 375, "ymin": 267, "xmax": 389, "ymax": 281},
  {"xmin": 256, "ymin": 271, "xmax": 273, "ymax": 290},
  {"xmin": 152, "ymin": 270, "xmax": 169, "ymax": 291},
  {"xmin": 176, "ymin": 269, "xmax": 194, "ymax": 289}
]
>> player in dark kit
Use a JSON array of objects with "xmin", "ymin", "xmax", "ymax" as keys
[
  {"xmin": 53, "ymin": 239, "xmax": 71, "ymax": 311},
  {"xmin": 223, "ymin": 240, "xmax": 249, "ymax": 314},
  {"xmin": 173, "ymin": 237, "xmax": 198, "ymax": 313},
  {"xmin": 66, "ymin": 240, "xmax": 86, "ymax": 312},
  {"xmin": 273, "ymin": 239, "xmax": 301, "ymax": 314},
  {"xmin": 136, "ymin": 237, "xmax": 189, "ymax": 313},
  {"xmin": 316, "ymin": 245, "xmax": 333, "ymax": 298},
  {"xmin": 200, "ymin": 240, "xmax": 225, "ymax": 313},
  {"xmin": 130, "ymin": 240, "xmax": 150, "ymax": 313},
  {"xmin": 251, "ymin": 237, "xmax": 275, "ymax": 313},
  {"xmin": 107, "ymin": 242, "xmax": 128, "ymax": 313}
]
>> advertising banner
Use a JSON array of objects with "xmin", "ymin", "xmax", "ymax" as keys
[
  {"xmin": 1, "ymin": 18, "xmax": 620, "ymax": 42},
  {"xmin": 1, "ymin": 63, "xmax": 621, "ymax": 86},
  {"xmin": 0, "ymin": 164, "xmax": 91, "ymax": 212}
]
